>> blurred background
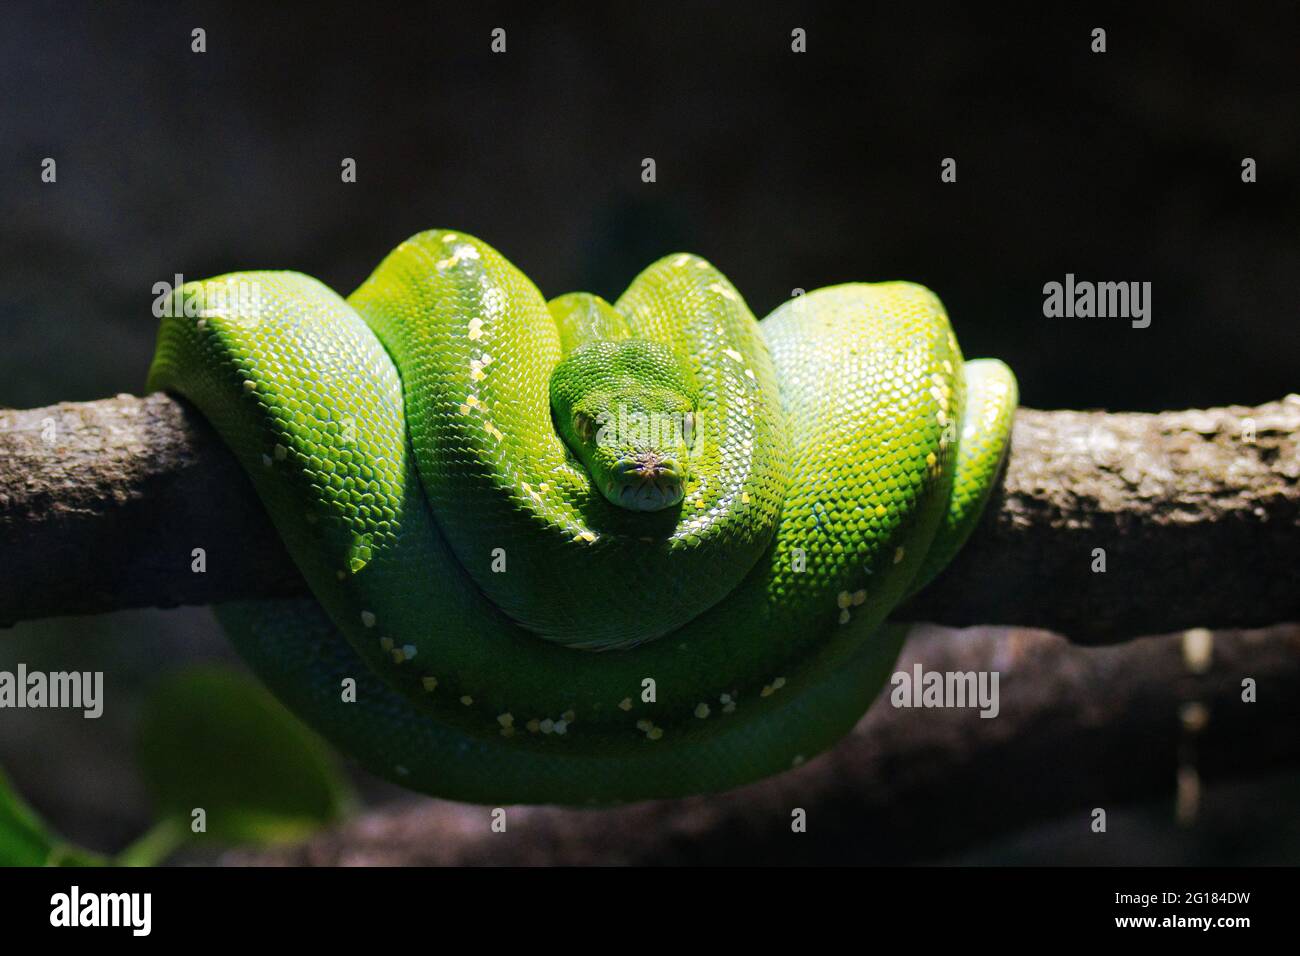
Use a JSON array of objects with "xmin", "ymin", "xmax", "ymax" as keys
[{"xmin": 0, "ymin": 3, "xmax": 1296, "ymax": 862}]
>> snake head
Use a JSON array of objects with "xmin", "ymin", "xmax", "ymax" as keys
[{"xmin": 551, "ymin": 340, "xmax": 699, "ymax": 513}]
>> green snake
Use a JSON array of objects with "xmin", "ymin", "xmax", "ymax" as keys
[{"xmin": 147, "ymin": 229, "xmax": 1016, "ymax": 805}]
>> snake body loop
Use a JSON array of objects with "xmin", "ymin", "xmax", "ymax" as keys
[
  {"xmin": 147, "ymin": 229, "xmax": 1017, "ymax": 804},
  {"xmin": 348, "ymin": 234, "xmax": 788, "ymax": 649}
]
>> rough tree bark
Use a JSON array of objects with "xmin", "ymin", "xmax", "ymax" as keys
[{"xmin": 1, "ymin": 393, "xmax": 1297, "ymax": 641}]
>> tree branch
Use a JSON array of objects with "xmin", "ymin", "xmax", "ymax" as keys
[
  {"xmin": 222, "ymin": 623, "xmax": 1300, "ymax": 865},
  {"xmin": 3, "ymin": 393, "xmax": 1297, "ymax": 862},
  {"xmin": 1, "ymin": 393, "xmax": 1298, "ymax": 639}
]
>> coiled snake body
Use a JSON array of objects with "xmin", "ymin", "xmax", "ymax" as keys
[{"xmin": 148, "ymin": 230, "xmax": 1016, "ymax": 804}]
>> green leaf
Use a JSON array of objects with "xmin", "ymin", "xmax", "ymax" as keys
[
  {"xmin": 0, "ymin": 764, "xmax": 59, "ymax": 866},
  {"xmin": 0, "ymin": 764, "xmax": 104, "ymax": 866},
  {"xmin": 136, "ymin": 666, "xmax": 352, "ymax": 848}
]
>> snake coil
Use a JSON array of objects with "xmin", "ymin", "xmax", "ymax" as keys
[{"xmin": 148, "ymin": 229, "xmax": 1016, "ymax": 804}]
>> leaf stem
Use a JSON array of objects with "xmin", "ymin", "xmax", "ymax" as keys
[{"xmin": 114, "ymin": 817, "xmax": 188, "ymax": 867}]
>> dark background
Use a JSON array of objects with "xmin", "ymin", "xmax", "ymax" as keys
[{"xmin": 0, "ymin": 3, "xmax": 1296, "ymax": 862}]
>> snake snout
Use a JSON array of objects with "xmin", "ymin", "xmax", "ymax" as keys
[{"xmin": 608, "ymin": 451, "xmax": 685, "ymax": 512}]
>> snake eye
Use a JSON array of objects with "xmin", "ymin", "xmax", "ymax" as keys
[{"xmin": 574, "ymin": 413, "xmax": 594, "ymax": 442}]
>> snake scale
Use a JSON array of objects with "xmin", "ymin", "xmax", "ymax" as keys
[{"xmin": 148, "ymin": 229, "xmax": 1017, "ymax": 805}]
